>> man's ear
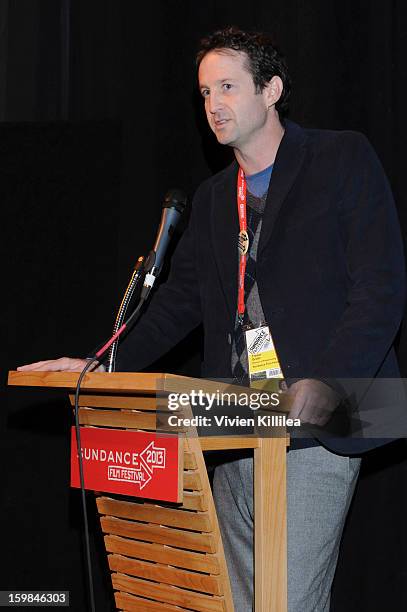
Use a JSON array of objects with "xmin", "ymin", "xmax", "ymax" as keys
[{"xmin": 264, "ymin": 75, "xmax": 283, "ymax": 109}]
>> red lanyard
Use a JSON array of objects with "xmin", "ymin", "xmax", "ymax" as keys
[{"xmin": 237, "ymin": 168, "xmax": 248, "ymax": 323}]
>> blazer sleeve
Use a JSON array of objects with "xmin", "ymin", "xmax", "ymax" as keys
[
  {"xmin": 114, "ymin": 186, "xmax": 204, "ymax": 372},
  {"xmin": 312, "ymin": 132, "xmax": 406, "ymax": 379}
]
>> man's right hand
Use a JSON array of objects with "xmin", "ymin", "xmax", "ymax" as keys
[{"xmin": 17, "ymin": 357, "xmax": 90, "ymax": 372}]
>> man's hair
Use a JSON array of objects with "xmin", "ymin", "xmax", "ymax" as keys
[{"xmin": 196, "ymin": 25, "xmax": 291, "ymax": 116}]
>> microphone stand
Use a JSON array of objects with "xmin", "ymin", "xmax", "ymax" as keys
[{"xmin": 106, "ymin": 255, "xmax": 145, "ymax": 372}]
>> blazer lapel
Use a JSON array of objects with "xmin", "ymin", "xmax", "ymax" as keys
[
  {"xmin": 211, "ymin": 162, "xmax": 239, "ymax": 322},
  {"xmin": 258, "ymin": 120, "xmax": 307, "ymax": 256},
  {"xmin": 209, "ymin": 121, "xmax": 307, "ymax": 321}
]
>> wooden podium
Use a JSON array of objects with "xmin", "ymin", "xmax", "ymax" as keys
[{"xmin": 8, "ymin": 371, "xmax": 289, "ymax": 612}]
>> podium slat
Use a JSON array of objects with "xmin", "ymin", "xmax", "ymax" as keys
[
  {"xmin": 78, "ymin": 408, "xmax": 156, "ymax": 429},
  {"xmin": 160, "ymin": 491, "xmax": 208, "ymax": 511},
  {"xmin": 180, "ymin": 491, "xmax": 207, "ymax": 511},
  {"xmin": 183, "ymin": 451, "xmax": 197, "ymax": 470},
  {"xmin": 115, "ymin": 591, "xmax": 192, "ymax": 611},
  {"xmin": 100, "ymin": 516, "xmax": 216, "ymax": 553},
  {"xmin": 69, "ymin": 394, "xmax": 159, "ymax": 410},
  {"xmin": 97, "ymin": 497, "xmax": 211, "ymax": 532},
  {"xmin": 183, "ymin": 471, "xmax": 203, "ymax": 491},
  {"xmin": 111, "ymin": 573, "xmax": 226, "ymax": 612},
  {"xmin": 104, "ymin": 535, "xmax": 220, "ymax": 574},
  {"xmin": 199, "ymin": 436, "xmax": 261, "ymax": 451},
  {"xmin": 108, "ymin": 554, "xmax": 222, "ymax": 595}
]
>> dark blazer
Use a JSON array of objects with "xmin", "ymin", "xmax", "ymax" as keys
[{"xmin": 118, "ymin": 120, "xmax": 406, "ymax": 454}]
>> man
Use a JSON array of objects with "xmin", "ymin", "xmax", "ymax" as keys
[{"xmin": 20, "ymin": 27, "xmax": 405, "ymax": 611}]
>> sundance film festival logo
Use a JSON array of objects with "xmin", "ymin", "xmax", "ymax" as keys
[{"xmin": 81, "ymin": 441, "xmax": 166, "ymax": 490}]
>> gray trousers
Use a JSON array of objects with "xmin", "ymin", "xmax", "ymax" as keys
[{"xmin": 212, "ymin": 446, "xmax": 361, "ymax": 612}]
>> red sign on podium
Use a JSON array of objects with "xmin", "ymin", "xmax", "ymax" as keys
[{"xmin": 70, "ymin": 427, "xmax": 182, "ymax": 502}]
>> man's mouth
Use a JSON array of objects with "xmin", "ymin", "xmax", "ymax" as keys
[{"xmin": 214, "ymin": 119, "xmax": 229, "ymax": 128}]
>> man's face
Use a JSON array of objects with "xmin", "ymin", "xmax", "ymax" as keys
[{"xmin": 198, "ymin": 49, "xmax": 270, "ymax": 149}]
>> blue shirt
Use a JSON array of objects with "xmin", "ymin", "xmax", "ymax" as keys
[{"xmin": 246, "ymin": 164, "xmax": 274, "ymax": 197}]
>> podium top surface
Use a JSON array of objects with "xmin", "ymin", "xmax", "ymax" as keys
[
  {"xmin": 8, "ymin": 371, "xmax": 291, "ymax": 412},
  {"xmin": 8, "ymin": 370, "xmax": 166, "ymax": 393}
]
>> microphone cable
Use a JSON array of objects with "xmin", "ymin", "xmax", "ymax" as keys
[{"xmin": 73, "ymin": 295, "xmax": 147, "ymax": 611}]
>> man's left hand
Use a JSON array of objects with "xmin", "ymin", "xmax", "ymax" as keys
[{"xmin": 286, "ymin": 379, "xmax": 341, "ymax": 426}]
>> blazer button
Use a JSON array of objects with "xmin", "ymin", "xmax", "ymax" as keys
[
  {"xmin": 286, "ymin": 360, "xmax": 299, "ymax": 369},
  {"xmin": 272, "ymin": 307, "xmax": 285, "ymax": 316}
]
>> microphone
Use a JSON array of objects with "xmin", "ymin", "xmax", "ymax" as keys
[
  {"xmin": 142, "ymin": 188, "xmax": 187, "ymax": 297},
  {"xmin": 86, "ymin": 187, "xmax": 188, "ymax": 364}
]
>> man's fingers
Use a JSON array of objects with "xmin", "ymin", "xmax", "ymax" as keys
[
  {"xmin": 285, "ymin": 379, "xmax": 339, "ymax": 426},
  {"xmin": 300, "ymin": 394, "xmax": 332, "ymax": 426},
  {"xmin": 17, "ymin": 358, "xmax": 61, "ymax": 371},
  {"xmin": 288, "ymin": 391, "xmax": 305, "ymax": 419},
  {"xmin": 17, "ymin": 357, "xmax": 88, "ymax": 372},
  {"xmin": 17, "ymin": 360, "xmax": 51, "ymax": 371},
  {"xmin": 289, "ymin": 392, "xmax": 321, "ymax": 424}
]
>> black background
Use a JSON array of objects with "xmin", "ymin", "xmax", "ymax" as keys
[{"xmin": 2, "ymin": 1, "xmax": 407, "ymax": 610}]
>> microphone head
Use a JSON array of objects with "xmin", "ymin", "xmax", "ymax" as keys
[{"xmin": 163, "ymin": 188, "xmax": 187, "ymax": 213}]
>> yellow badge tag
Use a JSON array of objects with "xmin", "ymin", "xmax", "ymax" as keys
[{"xmin": 245, "ymin": 325, "xmax": 283, "ymax": 381}]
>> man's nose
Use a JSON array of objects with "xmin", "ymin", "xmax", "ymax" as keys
[{"xmin": 207, "ymin": 92, "xmax": 222, "ymax": 114}]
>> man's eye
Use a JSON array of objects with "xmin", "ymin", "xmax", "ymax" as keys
[
  {"xmin": 201, "ymin": 89, "xmax": 209, "ymax": 98},
  {"xmin": 222, "ymin": 83, "xmax": 233, "ymax": 91}
]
